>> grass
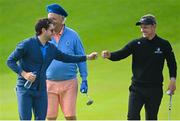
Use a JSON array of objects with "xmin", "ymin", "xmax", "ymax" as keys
[{"xmin": 0, "ymin": 0, "xmax": 180, "ymax": 120}]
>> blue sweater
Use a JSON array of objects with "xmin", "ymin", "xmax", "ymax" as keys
[
  {"xmin": 7, "ymin": 36, "xmax": 86, "ymax": 90},
  {"xmin": 46, "ymin": 26, "xmax": 88, "ymax": 81}
]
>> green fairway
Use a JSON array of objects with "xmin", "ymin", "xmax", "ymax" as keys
[{"xmin": 0, "ymin": 0, "xmax": 180, "ymax": 120}]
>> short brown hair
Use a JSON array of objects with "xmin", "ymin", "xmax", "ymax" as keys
[{"xmin": 35, "ymin": 18, "xmax": 53, "ymax": 36}]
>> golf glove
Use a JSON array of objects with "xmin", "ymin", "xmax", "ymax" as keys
[{"xmin": 80, "ymin": 80, "xmax": 88, "ymax": 93}]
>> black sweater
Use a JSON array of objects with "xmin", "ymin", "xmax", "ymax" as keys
[{"xmin": 109, "ymin": 35, "xmax": 177, "ymax": 87}]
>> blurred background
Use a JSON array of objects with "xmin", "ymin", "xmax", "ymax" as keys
[{"xmin": 0, "ymin": 0, "xmax": 179, "ymax": 120}]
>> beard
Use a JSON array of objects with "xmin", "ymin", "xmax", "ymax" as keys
[
  {"xmin": 47, "ymin": 36, "xmax": 52, "ymax": 41},
  {"xmin": 45, "ymin": 35, "xmax": 52, "ymax": 42}
]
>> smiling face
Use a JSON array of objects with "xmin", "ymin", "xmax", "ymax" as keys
[
  {"xmin": 48, "ymin": 13, "xmax": 65, "ymax": 32},
  {"xmin": 44, "ymin": 23, "xmax": 55, "ymax": 41},
  {"xmin": 140, "ymin": 24, "xmax": 156, "ymax": 39}
]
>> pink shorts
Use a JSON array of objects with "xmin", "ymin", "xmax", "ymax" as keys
[{"xmin": 46, "ymin": 79, "xmax": 78, "ymax": 118}]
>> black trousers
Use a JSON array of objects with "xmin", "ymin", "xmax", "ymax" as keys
[{"xmin": 127, "ymin": 84, "xmax": 163, "ymax": 120}]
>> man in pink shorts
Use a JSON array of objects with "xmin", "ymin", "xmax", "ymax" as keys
[
  {"xmin": 46, "ymin": 4, "xmax": 89, "ymax": 120},
  {"xmin": 46, "ymin": 79, "xmax": 78, "ymax": 119}
]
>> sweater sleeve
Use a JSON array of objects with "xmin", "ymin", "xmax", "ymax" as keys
[
  {"xmin": 74, "ymin": 35, "xmax": 88, "ymax": 81},
  {"xmin": 164, "ymin": 41, "xmax": 177, "ymax": 78},
  {"xmin": 6, "ymin": 41, "xmax": 27, "ymax": 74},
  {"xmin": 109, "ymin": 40, "xmax": 134, "ymax": 61}
]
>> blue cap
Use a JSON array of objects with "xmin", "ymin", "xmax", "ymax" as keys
[{"xmin": 47, "ymin": 4, "xmax": 68, "ymax": 17}]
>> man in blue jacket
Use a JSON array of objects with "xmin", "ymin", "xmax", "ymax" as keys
[
  {"xmin": 45, "ymin": 4, "xmax": 89, "ymax": 120},
  {"xmin": 6, "ymin": 18, "xmax": 97, "ymax": 120}
]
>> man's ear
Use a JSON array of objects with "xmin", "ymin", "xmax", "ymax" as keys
[
  {"xmin": 153, "ymin": 24, "xmax": 156, "ymax": 28},
  {"xmin": 41, "ymin": 28, "xmax": 46, "ymax": 33}
]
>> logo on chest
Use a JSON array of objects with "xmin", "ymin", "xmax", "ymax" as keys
[
  {"xmin": 66, "ymin": 40, "xmax": 70, "ymax": 46},
  {"xmin": 154, "ymin": 47, "xmax": 163, "ymax": 54}
]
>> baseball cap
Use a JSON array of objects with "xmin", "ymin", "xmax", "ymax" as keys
[{"xmin": 136, "ymin": 14, "xmax": 156, "ymax": 26}]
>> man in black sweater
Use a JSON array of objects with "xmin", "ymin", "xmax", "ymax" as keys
[{"xmin": 101, "ymin": 14, "xmax": 177, "ymax": 120}]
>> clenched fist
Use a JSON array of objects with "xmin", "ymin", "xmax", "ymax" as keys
[
  {"xmin": 101, "ymin": 50, "xmax": 111, "ymax": 59},
  {"xmin": 86, "ymin": 52, "xmax": 98, "ymax": 60}
]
